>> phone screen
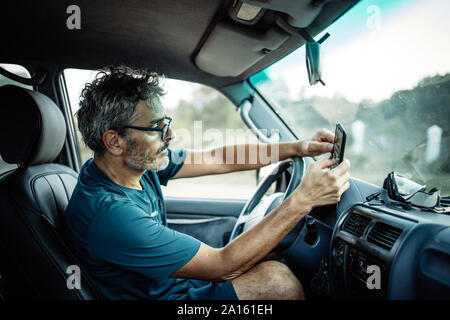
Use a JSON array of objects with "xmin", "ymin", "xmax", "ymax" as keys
[{"xmin": 330, "ymin": 123, "xmax": 346, "ymax": 169}]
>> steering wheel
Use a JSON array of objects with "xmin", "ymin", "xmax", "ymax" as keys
[{"xmin": 229, "ymin": 157, "xmax": 307, "ymax": 251}]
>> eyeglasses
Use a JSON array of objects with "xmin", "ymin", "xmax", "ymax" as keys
[{"xmin": 122, "ymin": 116, "xmax": 172, "ymax": 140}]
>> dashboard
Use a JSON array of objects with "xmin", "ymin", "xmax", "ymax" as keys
[{"xmin": 280, "ymin": 178, "xmax": 450, "ymax": 299}]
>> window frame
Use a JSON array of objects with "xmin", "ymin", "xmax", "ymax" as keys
[{"xmin": 57, "ymin": 70, "xmax": 83, "ymax": 172}]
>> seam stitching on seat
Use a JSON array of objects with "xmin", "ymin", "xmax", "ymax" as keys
[
  {"xmin": 42, "ymin": 175, "xmax": 59, "ymax": 221},
  {"xmin": 57, "ymin": 174, "xmax": 70, "ymax": 202}
]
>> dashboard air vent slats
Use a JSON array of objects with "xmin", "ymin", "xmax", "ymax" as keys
[
  {"xmin": 368, "ymin": 222, "xmax": 402, "ymax": 251},
  {"xmin": 341, "ymin": 213, "xmax": 371, "ymax": 237}
]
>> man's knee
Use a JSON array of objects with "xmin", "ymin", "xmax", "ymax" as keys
[
  {"xmin": 232, "ymin": 260, "xmax": 305, "ymax": 300},
  {"xmin": 257, "ymin": 261, "xmax": 305, "ymax": 300}
]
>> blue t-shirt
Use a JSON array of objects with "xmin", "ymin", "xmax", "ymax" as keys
[{"xmin": 65, "ymin": 149, "xmax": 237, "ymax": 300}]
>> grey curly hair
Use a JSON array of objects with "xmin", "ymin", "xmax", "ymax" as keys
[{"xmin": 76, "ymin": 66, "xmax": 165, "ymax": 157}]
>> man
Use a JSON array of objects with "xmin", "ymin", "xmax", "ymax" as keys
[{"xmin": 65, "ymin": 66, "xmax": 351, "ymax": 300}]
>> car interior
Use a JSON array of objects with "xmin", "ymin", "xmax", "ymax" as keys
[{"xmin": 0, "ymin": 0, "xmax": 449, "ymax": 300}]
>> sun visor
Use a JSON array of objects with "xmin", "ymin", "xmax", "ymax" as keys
[
  {"xmin": 195, "ymin": 21, "xmax": 289, "ymax": 77},
  {"xmin": 195, "ymin": 0, "xmax": 332, "ymax": 77}
]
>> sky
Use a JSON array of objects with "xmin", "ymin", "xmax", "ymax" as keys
[{"xmin": 261, "ymin": 0, "xmax": 450, "ymax": 104}]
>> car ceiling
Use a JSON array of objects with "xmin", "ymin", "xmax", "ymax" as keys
[{"xmin": 0, "ymin": 0, "xmax": 358, "ymax": 89}]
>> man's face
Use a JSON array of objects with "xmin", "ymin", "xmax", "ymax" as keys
[{"xmin": 123, "ymin": 99, "xmax": 174, "ymax": 171}]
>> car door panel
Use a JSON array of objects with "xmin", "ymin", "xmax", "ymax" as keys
[{"xmin": 165, "ymin": 197, "xmax": 246, "ymax": 248}]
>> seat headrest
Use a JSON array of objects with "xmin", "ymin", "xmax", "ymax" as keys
[{"xmin": 0, "ymin": 85, "xmax": 67, "ymax": 165}]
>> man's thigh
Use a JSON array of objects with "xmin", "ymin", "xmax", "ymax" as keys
[{"xmin": 231, "ymin": 260, "xmax": 305, "ymax": 300}]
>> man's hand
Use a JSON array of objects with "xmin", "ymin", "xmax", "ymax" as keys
[
  {"xmin": 293, "ymin": 158, "xmax": 351, "ymax": 209},
  {"xmin": 297, "ymin": 128, "xmax": 335, "ymax": 157}
]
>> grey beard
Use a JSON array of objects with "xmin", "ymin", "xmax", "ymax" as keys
[
  {"xmin": 125, "ymin": 152, "xmax": 170, "ymax": 172},
  {"xmin": 125, "ymin": 138, "xmax": 170, "ymax": 172}
]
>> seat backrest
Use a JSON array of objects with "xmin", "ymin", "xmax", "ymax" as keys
[{"xmin": 0, "ymin": 85, "xmax": 101, "ymax": 299}]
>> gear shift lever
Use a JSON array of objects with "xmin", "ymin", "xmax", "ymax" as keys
[{"xmin": 305, "ymin": 216, "xmax": 318, "ymax": 245}]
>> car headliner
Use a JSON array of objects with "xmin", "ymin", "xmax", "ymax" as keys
[{"xmin": 1, "ymin": 0, "xmax": 358, "ymax": 88}]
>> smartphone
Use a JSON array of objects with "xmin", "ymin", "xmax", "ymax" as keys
[{"xmin": 330, "ymin": 123, "xmax": 346, "ymax": 169}]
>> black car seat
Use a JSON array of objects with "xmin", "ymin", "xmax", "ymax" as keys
[{"xmin": 0, "ymin": 85, "xmax": 101, "ymax": 299}]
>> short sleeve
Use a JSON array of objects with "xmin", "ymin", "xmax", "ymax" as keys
[
  {"xmin": 156, "ymin": 149, "xmax": 186, "ymax": 186},
  {"xmin": 88, "ymin": 201, "xmax": 201, "ymax": 280}
]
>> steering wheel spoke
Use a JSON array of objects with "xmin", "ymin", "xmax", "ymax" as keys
[{"xmin": 229, "ymin": 157, "xmax": 306, "ymax": 249}]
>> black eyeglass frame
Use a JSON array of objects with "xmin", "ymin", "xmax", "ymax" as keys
[{"xmin": 121, "ymin": 116, "xmax": 172, "ymax": 140}]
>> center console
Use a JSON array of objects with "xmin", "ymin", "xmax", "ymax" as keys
[{"xmin": 330, "ymin": 204, "xmax": 416, "ymax": 299}]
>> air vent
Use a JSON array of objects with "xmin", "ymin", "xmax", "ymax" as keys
[
  {"xmin": 368, "ymin": 222, "xmax": 402, "ymax": 251},
  {"xmin": 341, "ymin": 213, "xmax": 371, "ymax": 237}
]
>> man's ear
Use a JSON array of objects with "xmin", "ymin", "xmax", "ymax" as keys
[{"xmin": 102, "ymin": 130, "xmax": 125, "ymax": 156}]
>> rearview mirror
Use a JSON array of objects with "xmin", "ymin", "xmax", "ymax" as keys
[{"xmin": 305, "ymin": 32, "xmax": 329, "ymax": 86}]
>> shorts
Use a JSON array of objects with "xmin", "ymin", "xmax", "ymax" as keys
[{"xmin": 169, "ymin": 279, "xmax": 239, "ymax": 300}]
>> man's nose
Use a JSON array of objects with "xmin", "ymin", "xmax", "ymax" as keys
[{"xmin": 162, "ymin": 127, "xmax": 175, "ymax": 142}]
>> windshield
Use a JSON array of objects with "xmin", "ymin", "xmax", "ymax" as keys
[{"xmin": 251, "ymin": 0, "xmax": 450, "ymax": 195}]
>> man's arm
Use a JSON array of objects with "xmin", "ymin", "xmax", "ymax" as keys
[
  {"xmin": 173, "ymin": 129, "xmax": 334, "ymax": 179},
  {"xmin": 170, "ymin": 158, "xmax": 351, "ymax": 282}
]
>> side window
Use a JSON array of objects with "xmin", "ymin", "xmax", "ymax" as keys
[
  {"xmin": 0, "ymin": 64, "xmax": 32, "ymax": 174},
  {"xmin": 162, "ymin": 80, "xmax": 257, "ymax": 200},
  {"xmin": 63, "ymin": 69, "xmax": 257, "ymax": 200},
  {"xmin": 63, "ymin": 68, "xmax": 96, "ymax": 164}
]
